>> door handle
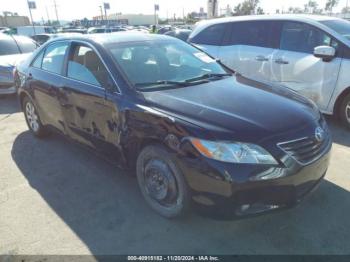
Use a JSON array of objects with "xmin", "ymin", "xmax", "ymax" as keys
[
  {"xmin": 27, "ymin": 73, "xmax": 33, "ymax": 80},
  {"xmin": 255, "ymin": 56, "xmax": 269, "ymax": 62},
  {"xmin": 275, "ymin": 58, "xmax": 289, "ymax": 65}
]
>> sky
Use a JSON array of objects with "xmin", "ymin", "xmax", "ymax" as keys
[{"xmin": 0, "ymin": 0, "xmax": 349, "ymax": 22}]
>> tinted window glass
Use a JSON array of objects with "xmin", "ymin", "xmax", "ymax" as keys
[
  {"xmin": 32, "ymin": 50, "xmax": 44, "ymax": 68},
  {"xmin": 191, "ymin": 23, "xmax": 227, "ymax": 45},
  {"xmin": 0, "ymin": 39, "xmax": 20, "ymax": 55},
  {"xmin": 228, "ymin": 21, "xmax": 274, "ymax": 48},
  {"xmin": 42, "ymin": 42, "xmax": 69, "ymax": 74},
  {"xmin": 15, "ymin": 36, "xmax": 37, "ymax": 53},
  {"xmin": 321, "ymin": 20, "xmax": 350, "ymax": 40},
  {"xmin": 67, "ymin": 44, "xmax": 111, "ymax": 87},
  {"xmin": 280, "ymin": 22, "xmax": 332, "ymax": 53}
]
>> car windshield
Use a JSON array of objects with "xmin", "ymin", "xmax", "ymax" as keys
[
  {"xmin": 321, "ymin": 19, "xmax": 350, "ymax": 40},
  {"xmin": 107, "ymin": 40, "xmax": 229, "ymax": 90}
]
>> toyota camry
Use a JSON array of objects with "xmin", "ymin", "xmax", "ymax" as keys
[{"xmin": 15, "ymin": 33, "xmax": 332, "ymax": 218}]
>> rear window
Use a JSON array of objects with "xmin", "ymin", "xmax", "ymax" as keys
[
  {"xmin": 15, "ymin": 37, "xmax": 37, "ymax": 53},
  {"xmin": 0, "ymin": 39, "xmax": 20, "ymax": 55},
  {"xmin": 190, "ymin": 23, "xmax": 227, "ymax": 46}
]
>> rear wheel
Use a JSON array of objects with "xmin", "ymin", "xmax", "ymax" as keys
[
  {"xmin": 136, "ymin": 145, "xmax": 190, "ymax": 218},
  {"xmin": 23, "ymin": 96, "xmax": 48, "ymax": 138},
  {"xmin": 339, "ymin": 93, "xmax": 350, "ymax": 130}
]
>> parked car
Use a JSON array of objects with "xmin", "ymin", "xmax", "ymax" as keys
[
  {"xmin": 16, "ymin": 33, "xmax": 331, "ymax": 218},
  {"xmin": 189, "ymin": 15, "xmax": 350, "ymax": 129},
  {"xmin": 87, "ymin": 27, "xmax": 127, "ymax": 34},
  {"xmin": 16, "ymin": 26, "xmax": 56, "ymax": 37},
  {"xmin": 165, "ymin": 29, "xmax": 192, "ymax": 42},
  {"xmin": 0, "ymin": 34, "xmax": 37, "ymax": 95},
  {"xmin": 157, "ymin": 26, "xmax": 173, "ymax": 35}
]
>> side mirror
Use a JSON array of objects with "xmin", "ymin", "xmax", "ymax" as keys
[{"xmin": 314, "ymin": 46, "xmax": 336, "ymax": 62}]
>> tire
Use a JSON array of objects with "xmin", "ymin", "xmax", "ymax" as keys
[
  {"xmin": 136, "ymin": 145, "xmax": 191, "ymax": 218},
  {"xmin": 22, "ymin": 96, "xmax": 48, "ymax": 138},
  {"xmin": 339, "ymin": 93, "xmax": 350, "ymax": 130}
]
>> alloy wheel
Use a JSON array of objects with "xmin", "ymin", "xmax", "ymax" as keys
[
  {"xmin": 25, "ymin": 101, "xmax": 40, "ymax": 132},
  {"xmin": 346, "ymin": 102, "xmax": 350, "ymax": 124}
]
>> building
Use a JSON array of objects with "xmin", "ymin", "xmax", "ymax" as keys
[
  {"xmin": 0, "ymin": 12, "xmax": 30, "ymax": 27},
  {"xmin": 207, "ymin": 0, "xmax": 219, "ymax": 18},
  {"xmin": 107, "ymin": 14, "xmax": 156, "ymax": 26}
]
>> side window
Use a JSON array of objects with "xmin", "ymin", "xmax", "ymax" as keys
[
  {"xmin": 67, "ymin": 44, "xmax": 112, "ymax": 88},
  {"xmin": 190, "ymin": 23, "xmax": 227, "ymax": 45},
  {"xmin": 228, "ymin": 21, "xmax": 274, "ymax": 48},
  {"xmin": 42, "ymin": 42, "xmax": 69, "ymax": 74},
  {"xmin": 32, "ymin": 50, "xmax": 45, "ymax": 68},
  {"xmin": 280, "ymin": 22, "xmax": 333, "ymax": 54}
]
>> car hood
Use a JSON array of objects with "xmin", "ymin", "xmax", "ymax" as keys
[
  {"xmin": 0, "ymin": 53, "xmax": 31, "ymax": 67},
  {"xmin": 142, "ymin": 74, "xmax": 319, "ymax": 142}
]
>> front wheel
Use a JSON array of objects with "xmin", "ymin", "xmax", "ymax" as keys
[
  {"xmin": 136, "ymin": 145, "xmax": 190, "ymax": 218},
  {"xmin": 23, "ymin": 96, "xmax": 48, "ymax": 138},
  {"xmin": 339, "ymin": 93, "xmax": 350, "ymax": 130}
]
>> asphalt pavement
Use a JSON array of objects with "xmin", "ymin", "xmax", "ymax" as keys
[{"xmin": 0, "ymin": 95, "xmax": 350, "ymax": 255}]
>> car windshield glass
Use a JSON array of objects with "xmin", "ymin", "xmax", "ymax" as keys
[
  {"xmin": 107, "ymin": 40, "xmax": 229, "ymax": 90},
  {"xmin": 321, "ymin": 20, "xmax": 350, "ymax": 40}
]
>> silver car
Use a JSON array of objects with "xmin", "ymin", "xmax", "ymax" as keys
[
  {"xmin": 189, "ymin": 15, "xmax": 350, "ymax": 129},
  {"xmin": 0, "ymin": 34, "xmax": 36, "ymax": 95}
]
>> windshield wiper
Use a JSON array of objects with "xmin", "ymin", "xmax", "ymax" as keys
[
  {"xmin": 185, "ymin": 73, "xmax": 232, "ymax": 83},
  {"xmin": 134, "ymin": 80, "xmax": 188, "ymax": 88}
]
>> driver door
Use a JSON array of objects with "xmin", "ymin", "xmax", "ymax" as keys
[{"xmin": 271, "ymin": 21, "xmax": 342, "ymax": 111}]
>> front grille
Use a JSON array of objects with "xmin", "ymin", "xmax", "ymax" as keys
[{"xmin": 278, "ymin": 133, "xmax": 331, "ymax": 165}]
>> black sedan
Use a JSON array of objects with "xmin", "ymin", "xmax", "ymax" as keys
[{"xmin": 16, "ymin": 33, "xmax": 331, "ymax": 218}]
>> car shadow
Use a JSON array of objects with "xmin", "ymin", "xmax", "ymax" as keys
[
  {"xmin": 324, "ymin": 115, "xmax": 350, "ymax": 148},
  {"xmin": 10, "ymin": 129, "xmax": 350, "ymax": 254},
  {"xmin": 0, "ymin": 94, "xmax": 20, "ymax": 115}
]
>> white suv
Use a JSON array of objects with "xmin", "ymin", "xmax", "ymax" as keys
[{"xmin": 189, "ymin": 15, "xmax": 350, "ymax": 129}]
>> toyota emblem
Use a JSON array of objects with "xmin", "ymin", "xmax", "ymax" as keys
[{"xmin": 315, "ymin": 127, "xmax": 325, "ymax": 142}]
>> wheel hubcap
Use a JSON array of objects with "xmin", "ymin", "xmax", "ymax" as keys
[
  {"xmin": 25, "ymin": 102, "xmax": 39, "ymax": 132},
  {"xmin": 346, "ymin": 102, "xmax": 350, "ymax": 124},
  {"xmin": 144, "ymin": 159, "xmax": 178, "ymax": 205}
]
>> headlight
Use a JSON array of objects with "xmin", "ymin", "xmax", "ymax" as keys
[{"xmin": 190, "ymin": 138, "xmax": 278, "ymax": 165}]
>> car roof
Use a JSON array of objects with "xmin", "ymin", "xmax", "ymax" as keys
[
  {"xmin": 48, "ymin": 32, "xmax": 175, "ymax": 45},
  {"xmin": 196, "ymin": 14, "xmax": 341, "ymax": 27}
]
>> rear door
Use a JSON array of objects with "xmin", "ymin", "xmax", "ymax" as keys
[
  {"xmin": 60, "ymin": 42, "xmax": 122, "ymax": 155},
  {"xmin": 28, "ymin": 41, "xmax": 69, "ymax": 133},
  {"xmin": 271, "ymin": 21, "xmax": 342, "ymax": 111},
  {"xmin": 217, "ymin": 20, "xmax": 281, "ymax": 81}
]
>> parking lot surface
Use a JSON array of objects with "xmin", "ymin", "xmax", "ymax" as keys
[{"xmin": 0, "ymin": 95, "xmax": 350, "ymax": 255}]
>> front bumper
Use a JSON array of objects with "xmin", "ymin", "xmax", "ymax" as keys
[{"xmin": 177, "ymin": 140, "xmax": 331, "ymax": 219}]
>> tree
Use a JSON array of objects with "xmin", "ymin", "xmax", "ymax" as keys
[
  {"xmin": 342, "ymin": 6, "xmax": 350, "ymax": 13},
  {"xmin": 233, "ymin": 0, "xmax": 261, "ymax": 15},
  {"xmin": 287, "ymin": 7, "xmax": 304, "ymax": 13},
  {"xmin": 304, "ymin": 0, "xmax": 322, "ymax": 14},
  {"xmin": 325, "ymin": 0, "xmax": 339, "ymax": 14}
]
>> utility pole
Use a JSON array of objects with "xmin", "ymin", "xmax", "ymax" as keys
[
  {"xmin": 99, "ymin": 6, "xmax": 103, "ymax": 25},
  {"xmin": 27, "ymin": 1, "xmax": 36, "ymax": 35},
  {"xmin": 45, "ymin": 6, "xmax": 51, "ymax": 25},
  {"xmin": 53, "ymin": 0, "xmax": 60, "ymax": 25}
]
